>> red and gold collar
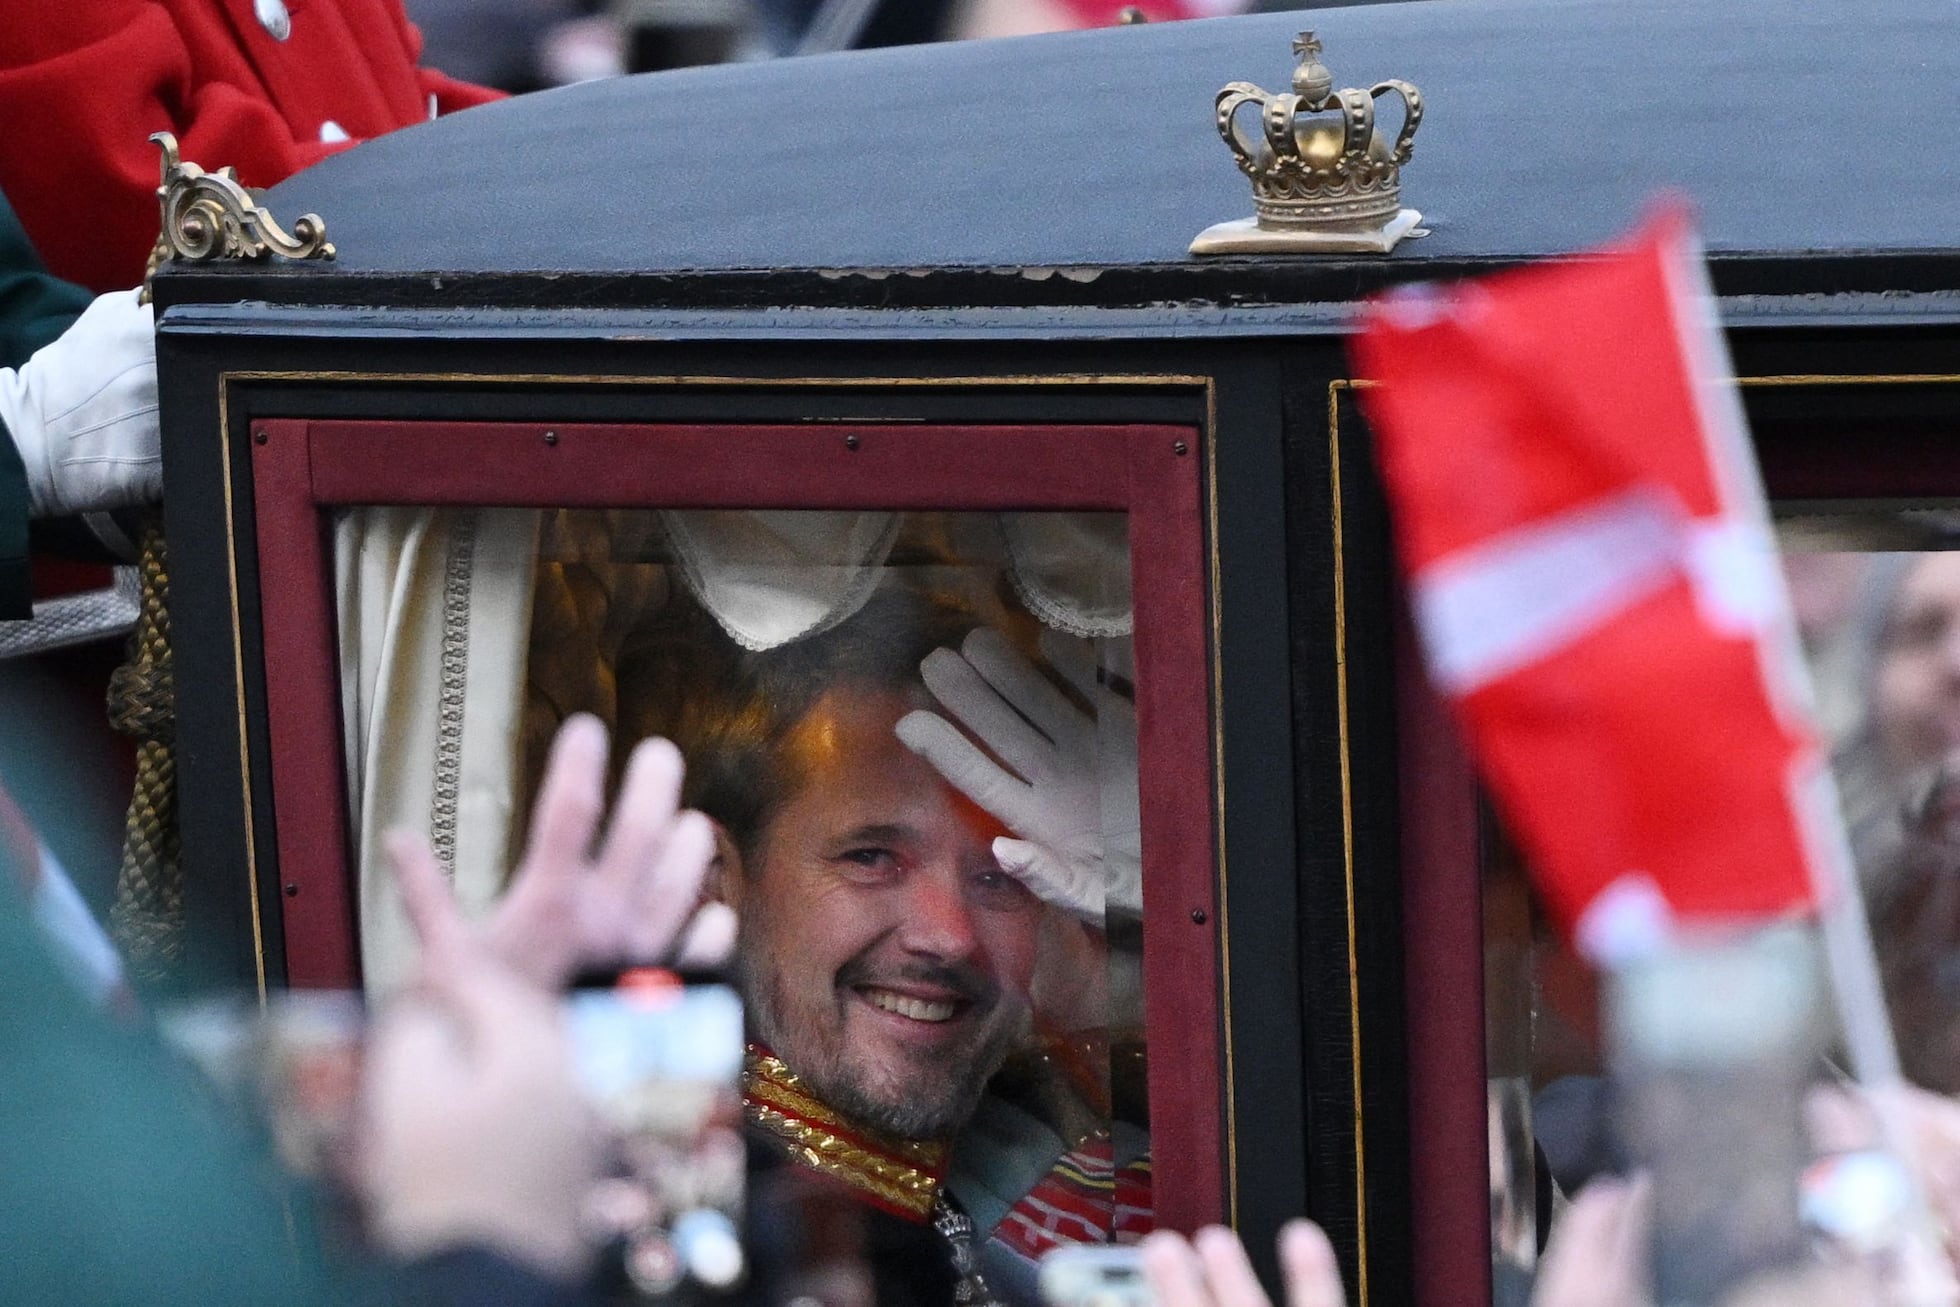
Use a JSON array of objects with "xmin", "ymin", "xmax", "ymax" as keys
[{"xmin": 742, "ymin": 1045, "xmax": 947, "ymax": 1221}]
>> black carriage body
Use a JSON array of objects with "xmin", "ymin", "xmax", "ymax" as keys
[{"xmin": 149, "ymin": 0, "xmax": 1960, "ymax": 1302}]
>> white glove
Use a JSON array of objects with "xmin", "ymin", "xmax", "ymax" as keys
[
  {"xmin": 0, "ymin": 290, "xmax": 160, "ymax": 517},
  {"xmin": 895, "ymin": 626, "xmax": 1142, "ymax": 923}
]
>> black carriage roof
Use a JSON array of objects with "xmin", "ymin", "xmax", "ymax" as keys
[{"xmin": 205, "ymin": 0, "xmax": 1960, "ymax": 311}]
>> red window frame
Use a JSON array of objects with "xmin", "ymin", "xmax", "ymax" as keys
[{"xmin": 248, "ymin": 417, "xmax": 1224, "ymax": 1228}]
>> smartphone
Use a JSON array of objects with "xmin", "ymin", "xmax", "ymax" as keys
[
  {"xmin": 567, "ymin": 969, "xmax": 747, "ymax": 1302},
  {"xmin": 1039, "ymin": 1245, "xmax": 1156, "ymax": 1307}
]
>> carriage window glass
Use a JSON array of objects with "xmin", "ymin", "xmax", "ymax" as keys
[
  {"xmin": 1781, "ymin": 526, "xmax": 1960, "ymax": 1098},
  {"xmin": 331, "ymin": 506, "xmax": 1152, "ymax": 1282},
  {"xmin": 1476, "ymin": 513, "xmax": 1960, "ymax": 1299}
]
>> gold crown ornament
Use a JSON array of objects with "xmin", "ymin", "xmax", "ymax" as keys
[{"xmin": 1191, "ymin": 32, "xmax": 1424, "ymax": 256}]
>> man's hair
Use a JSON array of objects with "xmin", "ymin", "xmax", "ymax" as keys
[{"xmin": 644, "ymin": 582, "xmax": 977, "ymax": 863}]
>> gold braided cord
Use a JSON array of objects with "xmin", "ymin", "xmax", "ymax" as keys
[
  {"xmin": 744, "ymin": 1100, "xmax": 943, "ymax": 1219},
  {"xmin": 106, "ymin": 521, "xmax": 182, "ymax": 981},
  {"xmin": 744, "ymin": 1054, "xmax": 945, "ymax": 1168},
  {"xmin": 742, "ymin": 1048, "xmax": 947, "ymax": 1219}
]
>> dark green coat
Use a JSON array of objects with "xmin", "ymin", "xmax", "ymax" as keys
[{"xmin": 0, "ymin": 189, "xmax": 93, "ymax": 617}]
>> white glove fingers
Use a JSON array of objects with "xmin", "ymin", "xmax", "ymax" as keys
[
  {"xmin": 960, "ymin": 627, "xmax": 1089, "ymax": 748},
  {"xmin": 7, "ymin": 290, "xmax": 161, "ymax": 518},
  {"xmin": 1193, "ymin": 1226, "xmax": 1276, "ymax": 1307},
  {"xmin": 993, "ymin": 837, "xmax": 1103, "ymax": 921},
  {"xmin": 1276, "ymin": 1220, "xmax": 1346, "ymax": 1307},
  {"xmin": 41, "ymin": 355, "xmax": 154, "ymax": 428},
  {"xmin": 383, "ymin": 827, "xmax": 469, "ymax": 966},
  {"xmin": 1141, "ymin": 1232, "xmax": 1218, "ymax": 1307},
  {"xmin": 894, "ymin": 709, "xmax": 1043, "ymax": 831},
  {"xmin": 919, "ymin": 646, "xmax": 1055, "ymax": 780}
]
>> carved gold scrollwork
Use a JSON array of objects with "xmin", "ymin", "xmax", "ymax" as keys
[{"xmin": 149, "ymin": 131, "xmax": 334, "ymax": 271}]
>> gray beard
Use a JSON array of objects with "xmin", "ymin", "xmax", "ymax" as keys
[
  {"xmin": 806, "ymin": 1044, "xmax": 994, "ymax": 1141},
  {"xmin": 736, "ymin": 942, "xmax": 1020, "ymax": 1141}
]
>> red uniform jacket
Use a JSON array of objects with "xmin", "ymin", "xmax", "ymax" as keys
[{"xmin": 0, "ymin": 0, "xmax": 502, "ymax": 292}]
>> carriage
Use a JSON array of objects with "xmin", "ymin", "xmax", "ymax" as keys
[{"xmin": 137, "ymin": 0, "xmax": 1960, "ymax": 1301}]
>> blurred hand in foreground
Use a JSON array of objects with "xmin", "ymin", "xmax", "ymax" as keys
[
  {"xmin": 1140, "ymin": 1221, "xmax": 1344, "ymax": 1307},
  {"xmin": 1529, "ymin": 1174, "xmax": 1651, "ymax": 1307},
  {"xmin": 1531, "ymin": 1171, "xmax": 1885, "ymax": 1307},
  {"xmin": 1136, "ymin": 1185, "xmax": 1873, "ymax": 1307},
  {"xmin": 359, "ymin": 827, "xmax": 600, "ymax": 1278},
  {"xmin": 1808, "ymin": 1082, "xmax": 1960, "ymax": 1293},
  {"xmin": 483, "ymin": 714, "xmax": 734, "ymax": 988}
]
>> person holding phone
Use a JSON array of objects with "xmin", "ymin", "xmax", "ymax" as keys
[{"xmin": 0, "ymin": 704, "xmax": 725, "ymax": 1305}]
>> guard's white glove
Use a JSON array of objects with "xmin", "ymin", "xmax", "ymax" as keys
[
  {"xmin": 895, "ymin": 627, "xmax": 1142, "ymax": 923},
  {"xmin": 0, "ymin": 290, "xmax": 160, "ymax": 517}
]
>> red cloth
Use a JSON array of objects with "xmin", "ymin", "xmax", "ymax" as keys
[
  {"xmin": 993, "ymin": 1135, "xmax": 1152, "ymax": 1262},
  {"xmin": 1353, "ymin": 207, "xmax": 1825, "ymax": 959},
  {"xmin": 0, "ymin": 0, "xmax": 502, "ymax": 292},
  {"xmin": 1052, "ymin": 1, "xmax": 1206, "ymax": 24}
]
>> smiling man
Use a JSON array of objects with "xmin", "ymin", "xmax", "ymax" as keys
[
  {"xmin": 723, "ymin": 676, "xmax": 1042, "ymax": 1142},
  {"xmin": 654, "ymin": 580, "xmax": 1147, "ymax": 1306}
]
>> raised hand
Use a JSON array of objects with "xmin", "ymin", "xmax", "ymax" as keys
[
  {"xmin": 393, "ymin": 713, "xmax": 732, "ymax": 990},
  {"xmin": 1529, "ymin": 1175, "xmax": 1652, "ymax": 1307},
  {"xmin": 363, "ymin": 828, "xmax": 598, "ymax": 1277},
  {"xmin": 894, "ymin": 627, "xmax": 1141, "ymax": 923},
  {"xmin": 1140, "ymin": 1221, "xmax": 1345, "ymax": 1307}
]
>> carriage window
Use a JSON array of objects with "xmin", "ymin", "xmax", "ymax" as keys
[
  {"xmin": 331, "ymin": 506, "xmax": 1152, "ymax": 1266},
  {"xmin": 1479, "ymin": 513, "xmax": 1960, "ymax": 1296}
]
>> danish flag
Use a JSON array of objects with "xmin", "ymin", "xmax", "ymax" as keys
[{"xmin": 1353, "ymin": 207, "xmax": 1833, "ymax": 963}]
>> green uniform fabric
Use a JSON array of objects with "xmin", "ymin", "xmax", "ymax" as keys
[
  {"xmin": 0, "ymin": 880, "xmax": 341, "ymax": 1304},
  {"xmin": 0, "ymin": 187, "xmax": 94, "ymax": 617}
]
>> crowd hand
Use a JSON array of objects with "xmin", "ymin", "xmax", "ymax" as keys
[
  {"xmin": 1140, "ymin": 1221, "xmax": 1344, "ymax": 1307},
  {"xmin": 1809, "ymin": 1083, "xmax": 1960, "ymax": 1275},
  {"xmin": 895, "ymin": 627, "xmax": 1141, "ymax": 923},
  {"xmin": 359, "ymin": 830, "xmax": 601, "ymax": 1278},
  {"xmin": 1532, "ymin": 1169, "xmax": 1897, "ymax": 1307},
  {"xmin": 1529, "ymin": 1175, "xmax": 1652, "ymax": 1307},
  {"xmin": 483, "ymin": 714, "xmax": 734, "ymax": 989},
  {"xmin": 1894, "ymin": 1087, "xmax": 1960, "ymax": 1248},
  {"xmin": 0, "ymin": 288, "xmax": 160, "ymax": 517},
  {"xmin": 1146, "ymin": 1175, "xmax": 1877, "ymax": 1307}
]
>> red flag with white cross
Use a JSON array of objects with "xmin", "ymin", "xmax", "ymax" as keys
[{"xmin": 1351, "ymin": 206, "xmax": 1833, "ymax": 964}]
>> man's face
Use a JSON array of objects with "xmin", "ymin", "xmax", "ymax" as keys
[
  {"xmin": 727, "ymin": 683, "xmax": 1042, "ymax": 1140},
  {"xmin": 1877, "ymin": 554, "xmax": 1960, "ymax": 775}
]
